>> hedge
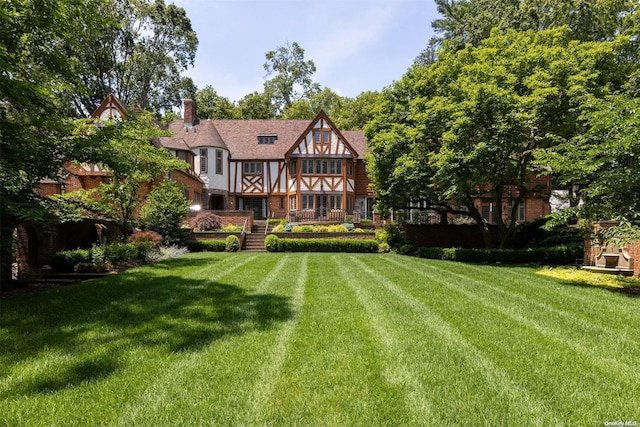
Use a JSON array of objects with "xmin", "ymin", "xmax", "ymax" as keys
[
  {"xmin": 185, "ymin": 239, "xmax": 226, "ymax": 252},
  {"xmin": 417, "ymin": 244, "xmax": 583, "ymax": 265},
  {"xmin": 266, "ymin": 236, "xmax": 379, "ymax": 253}
]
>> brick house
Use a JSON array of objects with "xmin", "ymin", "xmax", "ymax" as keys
[{"xmin": 38, "ymin": 94, "xmax": 205, "ymax": 205}]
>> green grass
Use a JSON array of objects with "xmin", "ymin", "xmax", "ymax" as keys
[{"xmin": 1, "ymin": 252, "xmax": 638, "ymax": 426}]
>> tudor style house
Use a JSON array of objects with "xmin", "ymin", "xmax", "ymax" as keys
[{"xmin": 159, "ymin": 99, "xmax": 375, "ymax": 221}]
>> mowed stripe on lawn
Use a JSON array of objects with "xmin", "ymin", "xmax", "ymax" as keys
[
  {"xmin": 1, "ymin": 252, "xmax": 638, "ymax": 426},
  {"xmin": 354, "ymin": 254, "xmax": 639, "ymax": 424}
]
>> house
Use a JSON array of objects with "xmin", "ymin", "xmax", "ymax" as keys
[
  {"xmin": 38, "ymin": 94, "xmax": 205, "ymax": 205},
  {"xmin": 158, "ymin": 99, "xmax": 375, "ymax": 221}
]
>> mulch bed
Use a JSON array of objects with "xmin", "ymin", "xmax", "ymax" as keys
[{"xmin": 0, "ymin": 281, "xmax": 69, "ymax": 300}]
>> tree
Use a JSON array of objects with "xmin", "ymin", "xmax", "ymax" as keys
[
  {"xmin": 283, "ymin": 88, "xmax": 345, "ymax": 120},
  {"xmin": 67, "ymin": 0, "xmax": 198, "ymax": 116},
  {"xmin": 139, "ymin": 180, "xmax": 190, "ymax": 244},
  {"xmin": 432, "ymin": 0, "xmax": 636, "ymax": 50},
  {"xmin": 366, "ymin": 28, "xmax": 623, "ymax": 248},
  {"xmin": 80, "ymin": 112, "xmax": 189, "ymax": 239},
  {"xmin": 237, "ymin": 91, "xmax": 277, "ymax": 119},
  {"xmin": 195, "ymin": 85, "xmax": 240, "ymax": 119},
  {"xmin": 540, "ymin": 94, "xmax": 640, "ymax": 237},
  {"xmin": 0, "ymin": 0, "xmax": 105, "ymax": 282},
  {"xmin": 334, "ymin": 91, "xmax": 382, "ymax": 130},
  {"xmin": 263, "ymin": 41, "xmax": 320, "ymax": 114}
]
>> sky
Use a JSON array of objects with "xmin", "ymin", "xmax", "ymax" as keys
[{"xmin": 170, "ymin": 0, "xmax": 442, "ymax": 102}]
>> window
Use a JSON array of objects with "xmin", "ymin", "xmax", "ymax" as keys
[
  {"xmin": 302, "ymin": 195, "xmax": 315, "ymax": 210},
  {"xmin": 329, "ymin": 195, "xmax": 342, "ymax": 210},
  {"xmin": 289, "ymin": 195, "xmax": 297, "ymax": 210},
  {"xmin": 347, "ymin": 196, "xmax": 353, "ymax": 212},
  {"xmin": 289, "ymin": 160, "xmax": 297, "ymax": 176},
  {"xmin": 314, "ymin": 129, "xmax": 330, "ymax": 143},
  {"xmin": 280, "ymin": 196, "xmax": 285, "ymax": 209},
  {"xmin": 347, "ymin": 161, "xmax": 354, "ymax": 176},
  {"xmin": 216, "ymin": 149, "xmax": 223, "ymax": 175},
  {"xmin": 315, "ymin": 159, "xmax": 327, "ymax": 174},
  {"xmin": 200, "ymin": 149, "xmax": 207, "ymax": 173},
  {"xmin": 481, "ymin": 203, "xmax": 494, "ymax": 224},
  {"xmin": 244, "ymin": 162, "xmax": 262, "ymax": 174},
  {"xmin": 177, "ymin": 151, "xmax": 186, "ymax": 161},
  {"xmin": 258, "ymin": 134, "xmax": 277, "ymax": 144},
  {"xmin": 302, "ymin": 159, "xmax": 314, "ymax": 174},
  {"xmin": 181, "ymin": 188, "xmax": 189, "ymax": 200},
  {"xmin": 330, "ymin": 159, "xmax": 342, "ymax": 175},
  {"xmin": 508, "ymin": 200, "xmax": 526, "ymax": 222}
]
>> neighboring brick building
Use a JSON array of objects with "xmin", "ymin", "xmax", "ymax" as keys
[{"xmin": 38, "ymin": 94, "xmax": 204, "ymax": 206}]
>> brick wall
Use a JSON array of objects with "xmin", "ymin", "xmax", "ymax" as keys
[{"xmin": 354, "ymin": 160, "xmax": 373, "ymax": 196}]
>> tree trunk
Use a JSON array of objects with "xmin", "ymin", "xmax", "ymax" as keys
[{"xmin": 0, "ymin": 216, "xmax": 18, "ymax": 284}]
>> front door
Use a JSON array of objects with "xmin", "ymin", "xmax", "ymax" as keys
[{"xmin": 316, "ymin": 194, "xmax": 327, "ymax": 220}]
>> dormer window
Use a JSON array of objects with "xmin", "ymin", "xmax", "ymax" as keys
[{"xmin": 258, "ymin": 134, "xmax": 277, "ymax": 144}]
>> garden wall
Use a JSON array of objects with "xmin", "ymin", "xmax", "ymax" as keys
[{"xmin": 404, "ymin": 224, "xmax": 499, "ymax": 249}]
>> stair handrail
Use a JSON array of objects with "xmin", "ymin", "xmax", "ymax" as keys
[{"xmin": 241, "ymin": 218, "xmax": 248, "ymax": 237}]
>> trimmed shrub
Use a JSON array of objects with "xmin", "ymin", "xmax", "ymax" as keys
[
  {"xmin": 276, "ymin": 238, "xmax": 378, "ymax": 253},
  {"xmin": 185, "ymin": 239, "xmax": 226, "ymax": 252},
  {"xmin": 378, "ymin": 242, "xmax": 391, "ymax": 253},
  {"xmin": 222, "ymin": 224, "xmax": 243, "ymax": 232},
  {"xmin": 417, "ymin": 244, "xmax": 583, "ymax": 265},
  {"xmin": 104, "ymin": 242, "xmax": 146, "ymax": 268},
  {"xmin": 225, "ymin": 235, "xmax": 240, "ymax": 252},
  {"xmin": 51, "ymin": 249, "xmax": 90, "ymax": 272},
  {"xmin": 187, "ymin": 211, "xmax": 223, "ymax": 231},
  {"xmin": 265, "ymin": 234, "xmax": 279, "ymax": 252},
  {"xmin": 291, "ymin": 224, "xmax": 316, "ymax": 233}
]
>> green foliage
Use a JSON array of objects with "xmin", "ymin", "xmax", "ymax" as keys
[
  {"xmin": 75, "ymin": 112, "xmax": 187, "ymax": 239},
  {"xmin": 417, "ymin": 245, "xmax": 583, "ymax": 265},
  {"xmin": 222, "ymin": 224, "xmax": 243, "ymax": 232},
  {"xmin": 432, "ymin": 0, "xmax": 637, "ymax": 50},
  {"xmin": 265, "ymin": 234, "xmax": 279, "ymax": 252},
  {"xmin": 195, "ymin": 85, "xmax": 240, "ymax": 119},
  {"xmin": 272, "ymin": 238, "xmax": 379, "ymax": 253},
  {"xmin": 51, "ymin": 249, "xmax": 91, "ymax": 273},
  {"xmin": 236, "ymin": 91, "xmax": 277, "ymax": 119},
  {"xmin": 68, "ymin": 0, "xmax": 199, "ymax": 115},
  {"xmin": 291, "ymin": 225, "xmax": 317, "ymax": 233},
  {"xmin": 225, "ymin": 235, "xmax": 239, "ymax": 252},
  {"xmin": 263, "ymin": 41, "xmax": 320, "ymax": 113},
  {"xmin": 510, "ymin": 218, "xmax": 584, "ymax": 249},
  {"xmin": 139, "ymin": 180, "xmax": 190, "ymax": 244},
  {"xmin": 366, "ymin": 27, "xmax": 630, "ymax": 248},
  {"xmin": 185, "ymin": 239, "xmax": 226, "ymax": 252}
]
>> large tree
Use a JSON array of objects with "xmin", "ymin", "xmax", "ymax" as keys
[
  {"xmin": 0, "ymin": 0, "xmax": 101, "ymax": 282},
  {"xmin": 66, "ymin": 112, "xmax": 189, "ymax": 240},
  {"xmin": 366, "ymin": 28, "xmax": 624, "ymax": 248},
  {"xmin": 68, "ymin": 0, "xmax": 198, "ymax": 116},
  {"xmin": 263, "ymin": 41, "xmax": 320, "ymax": 114},
  {"xmin": 433, "ymin": 0, "xmax": 637, "ymax": 49},
  {"xmin": 195, "ymin": 85, "xmax": 240, "ymax": 119}
]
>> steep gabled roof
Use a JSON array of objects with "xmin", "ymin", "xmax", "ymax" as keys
[
  {"xmin": 160, "ymin": 109, "xmax": 366, "ymax": 159},
  {"xmin": 211, "ymin": 119, "xmax": 310, "ymax": 160},
  {"xmin": 90, "ymin": 93, "xmax": 127, "ymax": 119},
  {"xmin": 285, "ymin": 110, "xmax": 362, "ymax": 159}
]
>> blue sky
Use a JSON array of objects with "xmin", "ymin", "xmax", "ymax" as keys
[{"xmin": 171, "ymin": 0, "xmax": 441, "ymax": 102}]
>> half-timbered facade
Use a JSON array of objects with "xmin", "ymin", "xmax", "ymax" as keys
[{"xmin": 161, "ymin": 102, "xmax": 374, "ymax": 220}]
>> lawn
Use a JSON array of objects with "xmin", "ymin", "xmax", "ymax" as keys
[{"xmin": 1, "ymin": 252, "xmax": 638, "ymax": 426}]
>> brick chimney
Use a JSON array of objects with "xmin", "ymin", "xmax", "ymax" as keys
[{"xmin": 183, "ymin": 99, "xmax": 197, "ymax": 127}]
